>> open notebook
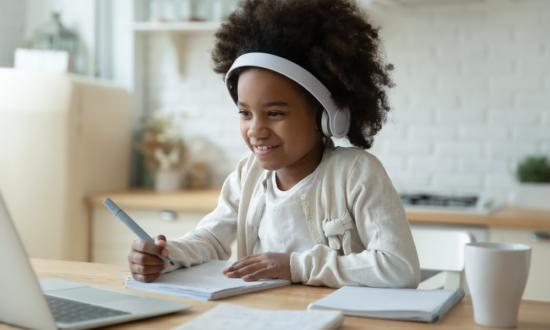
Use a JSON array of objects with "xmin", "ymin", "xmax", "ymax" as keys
[
  {"xmin": 171, "ymin": 303, "xmax": 343, "ymax": 330},
  {"xmin": 123, "ymin": 260, "xmax": 290, "ymax": 301},
  {"xmin": 308, "ymin": 286, "xmax": 464, "ymax": 323}
]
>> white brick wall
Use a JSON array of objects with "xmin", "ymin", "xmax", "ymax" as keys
[
  {"xmin": 144, "ymin": 0, "xmax": 550, "ymax": 196},
  {"xmin": 369, "ymin": 0, "xmax": 550, "ymax": 197},
  {"xmin": 0, "ymin": 0, "xmax": 25, "ymax": 67},
  {"xmin": 143, "ymin": 32, "xmax": 249, "ymax": 185}
]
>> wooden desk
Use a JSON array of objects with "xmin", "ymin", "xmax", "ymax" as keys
[{"xmin": 2, "ymin": 260, "xmax": 549, "ymax": 330}]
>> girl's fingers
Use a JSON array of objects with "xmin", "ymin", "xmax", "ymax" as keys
[
  {"xmin": 128, "ymin": 251, "xmax": 165, "ymax": 266},
  {"xmin": 155, "ymin": 235, "xmax": 167, "ymax": 242},
  {"xmin": 154, "ymin": 236, "xmax": 168, "ymax": 252},
  {"xmin": 132, "ymin": 239, "xmax": 164, "ymax": 257},
  {"xmin": 243, "ymin": 268, "xmax": 270, "ymax": 282},
  {"xmin": 228, "ymin": 255, "xmax": 255, "ymax": 271},
  {"xmin": 226, "ymin": 262, "xmax": 266, "ymax": 278},
  {"xmin": 130, "ymin": 263, "xmax": 164, "ymax": 275},
  {"xmin": 228, "ymin": 254, "xmax": 262, "ymax": 272},
  {"xmin": 133, "ymin": 273, "xmax": 161, "ymax": 283}
]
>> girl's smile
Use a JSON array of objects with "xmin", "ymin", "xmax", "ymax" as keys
[{"xmin": 253, "ymin": 145, "xmax": 280, "ymax": 156}]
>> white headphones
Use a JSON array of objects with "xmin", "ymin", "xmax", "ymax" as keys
[{"xmin": 224, "ymin": 52, "xmax": 351, "ymax": 139}]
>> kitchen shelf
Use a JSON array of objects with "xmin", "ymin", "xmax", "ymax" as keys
[{"xmin": 130, "ymin": 22, "xmax": 221, "ymax": 32}]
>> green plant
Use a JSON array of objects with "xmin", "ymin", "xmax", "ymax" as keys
[{"xmin": 516, "ymin": 156, "xmax": 550, "ymax": 183}]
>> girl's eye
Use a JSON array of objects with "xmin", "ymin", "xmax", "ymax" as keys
[
  {"xmin": 238, "ymin": 110, "xmax": 251, "ymax": 117},
  {"xmin": 268, "ymin": 111, "xmax": 283, "ymax": 117}
]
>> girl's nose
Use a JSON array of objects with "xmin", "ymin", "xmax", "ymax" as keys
[{"xmin": 247, "ymin": 118, "xmax": 269, "ymax": 139}]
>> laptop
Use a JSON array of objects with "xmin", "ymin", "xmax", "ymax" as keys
[{"xmin": 0, "ymin": 192, "xmax": 191, "ymax": 330}]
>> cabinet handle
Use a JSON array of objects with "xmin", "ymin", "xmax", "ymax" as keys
[
  {"xmin": 530, "ymin": 231, "xmax": 550, "ymax": 242},
  {"xmin": 160, "ymin": 211, "xmax": 177, "ymax": 222}
]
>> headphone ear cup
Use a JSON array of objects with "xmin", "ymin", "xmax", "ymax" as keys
[
  {"xmin": 316, "ymin": 108, "xmax": 325, "ymax": 136},
  {"xmin": 316, "ymin": 108, "xmax": 332, "ymax": 137}
]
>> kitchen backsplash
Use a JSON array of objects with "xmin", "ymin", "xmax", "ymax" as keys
[
  {"xmin": 144, "ymin": 1, "xmax": 549, "ymax": 195},
  {"xmin": 367, "ymin": 0, "xmax": 549, "ymax": 198}
]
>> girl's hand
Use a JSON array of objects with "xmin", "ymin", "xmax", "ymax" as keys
[
  {"xmin": 223, "ymin": 252, "xmax": 291, "ymax": 282},
  {"xmin": 127, "ymin": 235, "xmax": 169, "ymax": 283}
]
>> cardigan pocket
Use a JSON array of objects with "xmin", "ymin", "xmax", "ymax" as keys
[{"xmin": 321, "ymin": 210, "xmax": 354, "ymax": 255}]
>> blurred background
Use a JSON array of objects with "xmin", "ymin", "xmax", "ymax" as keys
[{"xmin": 0, "ymin": 0, "xmax": 548, "ymax": 300}]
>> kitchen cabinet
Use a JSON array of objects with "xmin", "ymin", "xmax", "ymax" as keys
[{"xmin": 489, "ymin": 228, "xmax": 550, "ymax": 302}]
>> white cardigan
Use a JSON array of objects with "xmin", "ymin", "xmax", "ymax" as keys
[{"xmin": 164, "ymin": 139, "xmax": 421, "ymax": 289}]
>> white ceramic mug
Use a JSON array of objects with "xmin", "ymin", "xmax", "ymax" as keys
[{"xmin": 465, "ymin": 242, "xmax": 531, "ymax": 328}]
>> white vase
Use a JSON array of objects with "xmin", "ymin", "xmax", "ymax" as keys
[
  {"xmin": 154, "ymin": 170, "xmax": 184, "ymax": 192},
  {"xmin": 510, "ymin": 183, "xmax": 550, "ymax": 210}
]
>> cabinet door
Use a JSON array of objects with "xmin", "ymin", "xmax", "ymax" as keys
[
  {"xmin": 489, "ymin": 228, "xmax": 550, "ymax": 302},
  {"xmin": 91, "ymin": 207, "xmax": 238, "ymax": 266}
]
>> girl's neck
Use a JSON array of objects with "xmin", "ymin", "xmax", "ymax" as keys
[{"xmin": 275, "ymin": 138, "xmax": 325, "ymax": 191}]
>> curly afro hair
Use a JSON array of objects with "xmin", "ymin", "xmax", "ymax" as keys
[{"xmin": 211, "ymin": 0, "xmax": 394, "ymax": 149}]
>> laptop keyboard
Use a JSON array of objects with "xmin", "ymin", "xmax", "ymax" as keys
[{"xmin": 46, "ymin": 295, "xmax": 131, "ymax": 324}]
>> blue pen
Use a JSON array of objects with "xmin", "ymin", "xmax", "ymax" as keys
[{"xmin": 103, "ymin": 198, "xmax": 174, "ymax": 266}]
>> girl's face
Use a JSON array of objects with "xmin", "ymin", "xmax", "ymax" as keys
[{"xmin": 237, "ymin": 68, "xmax": 322, "ymax": 171}]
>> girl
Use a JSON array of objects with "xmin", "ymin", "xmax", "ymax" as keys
[{"xmin": 128, "ymin": 0, "xmax": 420, "ymax": 289}]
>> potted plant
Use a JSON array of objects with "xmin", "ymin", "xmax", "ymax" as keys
[
  {"xmin": 136, "ymin": 111, "xmax": 188, "ymax": 192},
  {"xmin": 512, "ymin": 156, "xmax": 550, "ymax": 210}
]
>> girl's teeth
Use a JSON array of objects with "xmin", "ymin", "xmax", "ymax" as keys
[{"xmin": 258, "ymin": 146, "xmax": 273, "ymax": 150}]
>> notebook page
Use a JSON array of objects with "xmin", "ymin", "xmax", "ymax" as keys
[
  {"xmin": 310, "ymin": 286, "xmax": 455, "ymax": 312},
  {"xmin": 171, "ymin": 303, "xmax": 343, "ymax": 330},
  {"xmin": 143, "ymin": 260, "xmax": 290, "ymax": 294}
]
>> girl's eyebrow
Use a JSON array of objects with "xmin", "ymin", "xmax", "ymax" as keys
[
  {"xmin": 237, "ymin": 100, "xmax": 289, "ymax": 108},
  {"xmin": 261, "ymin": 101, "xmax": 289, "ymax": 107},
  {"xmin": 237, "ymin": 100, "xmax": 289, "ymax": 107}
]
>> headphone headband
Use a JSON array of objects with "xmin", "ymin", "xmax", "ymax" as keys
[{"xmin": 224, "ymin": 52, "xmax": 350, "ymax": 139}]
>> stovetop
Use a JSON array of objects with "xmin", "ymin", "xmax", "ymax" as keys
[
  {"xmin": 399, "ymin": 193, "xmax": 503, "ymax": 214},
  {"xmin": 400, "ymin": 193, "xmax": 478, "ymax": 207}
]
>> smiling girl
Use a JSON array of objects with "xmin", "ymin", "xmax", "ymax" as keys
[{"xmin": 127, "ymin": 0, "xmax": 420, "ymax": 289}]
